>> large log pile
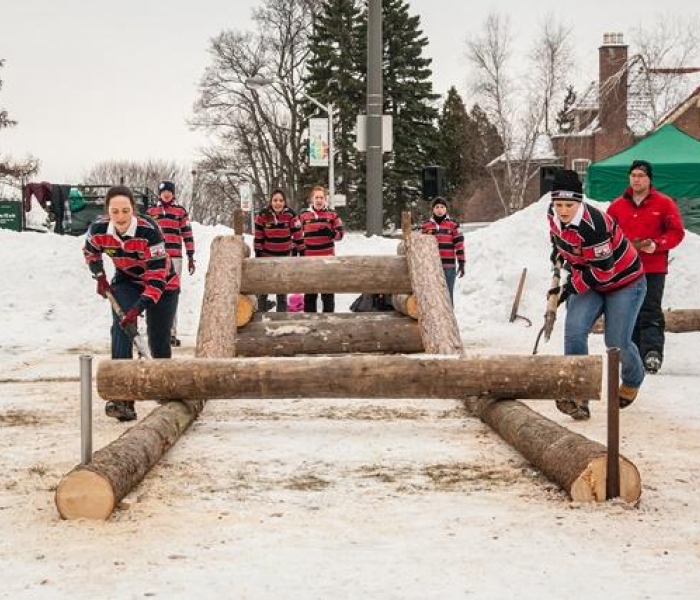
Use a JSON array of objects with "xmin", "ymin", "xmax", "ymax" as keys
[
  {"xmin": 55, "ymin": 235, "xmax": 246, "ymax": 520},
  {"xmin": 97, "ymin": 354, "xmax": 602, "ymax": 402},
  {"xmin": 464, "ymin": 397, "xmax": 642, "ymax": 503}
]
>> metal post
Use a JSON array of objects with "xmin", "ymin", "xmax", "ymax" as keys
[
  {"xmin": 366, "ymin": 0, "xmax": 383, "ymax": 236},
  {"xmin": 328, "ymin": 103, "xmax": 335, "ymax": 206},
  {"xmin": 606, "ymin": 347, "xmax": 621, "ymax": 500},
  {"xmin": 80, "ymin": 355, "xmax": 93, "ymax": 465}
]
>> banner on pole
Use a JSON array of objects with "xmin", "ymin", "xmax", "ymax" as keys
[
  {"xmin": 239, "ymin": 183, "xmax": 253, "ymax": 212},
  {"xmin": 309, "ymin": 118, "xmax": 329, "ymax": 167}
]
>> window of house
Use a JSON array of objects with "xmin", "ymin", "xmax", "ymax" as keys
[{"xmin": 572, "ymin": 158, "xmax": 591, "ymax": 182}]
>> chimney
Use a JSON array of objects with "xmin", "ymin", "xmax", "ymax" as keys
[{"xmin": 599, "ymin": 32, "xmax": 628, "ymax": 134}]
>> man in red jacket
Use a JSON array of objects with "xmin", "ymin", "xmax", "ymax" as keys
[{"xmin": 607, "ymin": 160, "xmax": 685, "ymax": 374}]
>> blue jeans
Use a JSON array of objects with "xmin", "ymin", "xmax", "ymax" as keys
[
  {"xmin": 564, "ymin": 276, "xmax": 647, "ymax": 388},
  {"xmin": 444, "ymin": 267, "xmax": 456, "ymax": 305}
]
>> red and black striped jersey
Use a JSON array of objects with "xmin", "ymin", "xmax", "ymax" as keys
[
  {"xmin": 254, "ymin": 207, "xmax": 304, "ymax": 257},
  {"xmin": 548, "ymin": 201, "xmax": 643, "ymax": 293},
  {"xmin": 84, "ymin": 215, "xmax": 180, "ymax": 308},
  {"xmin": 420, "ymin": 216, "xmax": 466, "ymax": 268},
  {"xmin": 299, "ymin": 207, "xmax": 344, "ymax": 257},
  {"xmin": 146, "ymin": 200, "xmax": 195, "ymax": 259}
]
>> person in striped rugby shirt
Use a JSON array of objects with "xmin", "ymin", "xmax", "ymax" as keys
[
  {"xmin": 548, "ymin": 170, "xmax": 646, "ymax": 421},
  {"xmin": 253, "ymin": 188, "xmax": 304, "ymax": 312},
  {"xmin": 147, "ymin": 180, "xmax": 195, "ymax": 346},
  {"xmin": 299, "ymin": 185, "xmax": 344, "ymax": 313},
  {"xmin": 84, "ymin": 186, "xmax": 180, "ymax": 422},
  {"xmin": 420, "ymin": 197, "xmax": 465, "ymax": 305}
]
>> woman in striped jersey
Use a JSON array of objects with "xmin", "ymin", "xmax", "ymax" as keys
[
  {"xmin": 548, "ymin": 170, "xmax": 646, "ymax": 421},
  {"xmin": 298, "ymin": 185, "xmax": 344, "ymax": 313},
  {"xmin": 84, "ymin": 186, "xmax": 180, "ymax": 422},
  {"xmin": 253, "ymin": 188, "xmax": 304, "ymax": 312},
  {"xmin": 420, "ymin": 197, "xmax": 465, "ymax": 305}
]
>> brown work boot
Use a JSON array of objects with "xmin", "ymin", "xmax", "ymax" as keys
[
  {"xmin": 619, "ymin": 384, "xmax": 639, "ymax": 409},
  {"xmin": 105, "ymin": 401, "xmax": 137, "ymax": 422},
  {"xmin": 555, "ymin": 399, "xmax": 591, "ymax": 421}
]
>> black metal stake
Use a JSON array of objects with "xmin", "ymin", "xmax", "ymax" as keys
[{"xmin": 606, "ymin": 347, "xmax": 621, "ymax": 500}]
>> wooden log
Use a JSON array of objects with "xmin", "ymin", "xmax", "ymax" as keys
[
  {"xmin": 406, "ymin": 232, "xmax": 463, "ymax": 355},
  {"xmin": 240, "ymin": 255, "xmax": 412, "ymax": 294},
  {"xmin": 237, "ymin": 294, "xmax": 257, "ymax": 327},
  {"xmin": 592, "ymin": 308, "xmax": 700, "ymax": 334},
  {"xmin": 236, "ymin": 313, "xmax": 424, "ymax": 356},
  {"xmin": 464, "ymin": 397, "xmax": 641, "ymax": 503},
  {"xmin": 97, "ymin": 354, "xmax": 602, "ymax": 402},
  {"xmin": 391, "ymin": 294, "xmax": 419, "ymax": 319},
  {"xmin": 55, "ymin": 235, "xmax": 245, "ymax": 520}
]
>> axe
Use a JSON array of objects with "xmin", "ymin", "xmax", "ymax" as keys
[{"xmin": 104, "ymin": 290, "xmax": 152, "ymax": 360}]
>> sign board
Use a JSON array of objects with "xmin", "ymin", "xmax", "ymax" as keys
[
  {"xmin": 355, "ymin": 115, "xmax": 393, "ymax": 152},
  {"xmin": 0, "ymin": 200, "xmax": 22, "ymax": 232},
  {"xmin": 309, "ymin": 118, "xmax": 329, "ymax": 167},
  {"xmin": 239, "ymin": 183, "xmax": 253, "ymax": 212},
  {"xmin": 332, "ymin": 193, "xmax": 347, "ymax": 207}
]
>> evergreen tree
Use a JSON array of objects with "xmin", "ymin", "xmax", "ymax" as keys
[
  {"xmin": 466, "ymin": 103, "xmax": 503, "ymax": 181},
  {"xmin": 436, "ymin": 87, "xmax": 469, "ymax": 198},
  {"xmin": 302, "ymin": 0, "xmax": 364, "ymax": 221}
]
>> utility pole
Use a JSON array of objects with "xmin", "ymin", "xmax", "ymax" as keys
[{"xmin": 366, "ymin": 0, "xmax": 383, "ymax": 236}]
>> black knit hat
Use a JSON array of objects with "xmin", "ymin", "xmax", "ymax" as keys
[
  {"xmin": 551, "ymin": 169, "xmax": 583, "ymax": 202},
  {"xmin": 629, "ymin": 160, "xmax": 653, "ymax": 180},
  {"xmin": 431, "ymin": 196, "xmax": 448, "ymax": 209},
  {"xmin": 158, "ymin": 180, "xmax": 175, "ymax": 195}
]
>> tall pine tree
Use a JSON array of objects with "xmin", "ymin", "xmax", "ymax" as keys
[
  {"xmin": 436, "ymin": 87, "xmax": 469, "ymax": 198},
  {"xmin": 302, "ymin": 0, "xmax": 364, "ymax": 219}
]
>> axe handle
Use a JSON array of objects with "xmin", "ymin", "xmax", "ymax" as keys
[{"xmin": 104, "ymin": 289, "xmax": 152, "ymax": 360}]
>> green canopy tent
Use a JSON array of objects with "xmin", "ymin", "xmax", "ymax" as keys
[{"xmin": 585, "ymin": 124, "xmax": 700, "ymax": 234}]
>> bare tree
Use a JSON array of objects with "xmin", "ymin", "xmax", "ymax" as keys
[
  {"xmin": 191, "ymin": 0, "xmax": 320, "ymax": 224},
  {"xmin": 466, "ymin": 13, "xmax": 573, "ymax": 213},
  {"xmin": 81, "ymin": 159, "xmax": 193, "ymax": 205},
  {"xmin": 627, "ymin": 15, "xmax": 700, "ymax": 131}
]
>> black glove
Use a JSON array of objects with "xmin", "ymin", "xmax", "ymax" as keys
[
  {"xmin": 457, "ymin": 262, "xmax": 465, "ymax": 278},
  {"xmin": 255, "ymin": 249, "xmax": 263, "ymax": 258}
]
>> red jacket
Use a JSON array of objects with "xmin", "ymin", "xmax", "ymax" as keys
[
  {"xmin": 147, "ymin": 200, "xmax": 195, "ymax": 259},
  {"xmin": 607, "ymin": 187, "xmax": 685, "ymax": 274}
]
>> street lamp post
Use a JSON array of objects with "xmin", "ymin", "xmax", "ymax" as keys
[{"xmin": 245, "ymin": 76, "xmax": 335, "ymax": 207}]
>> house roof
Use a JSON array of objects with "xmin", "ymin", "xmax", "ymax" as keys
[
  {"xmin": 486, "ymin": 134, "xmax": 557, "ymax": 168},
  {"xmin": 656, "ymin": 84, "xmax": 700, "ymax": 129}
]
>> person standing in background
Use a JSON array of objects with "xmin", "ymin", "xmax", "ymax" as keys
[
  {"xmin": 147, "ymin": 180, "xmax": 195, "ymax": 347},
  {"xmin": 254, "ymin": 188, "xmax": 304, "ymax": 312},
  {"xmin": 420, "ymin": 197, "xmax": 465, "ymax": 305},
  {"xmin": 299, "ymin": 185, "xmax": 344, "ymax": 313},
  {"xmin": 607, "ymin": 160, "xmax": 685, "ymax": 374}
]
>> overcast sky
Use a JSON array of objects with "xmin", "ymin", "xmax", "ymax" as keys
[{"xmin": 1, "ymin": 0, "xmax": 697, "ymax": 182}]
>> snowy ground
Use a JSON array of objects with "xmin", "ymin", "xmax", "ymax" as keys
[{"xmin": 1, "ymin": 198, "xmax": 700, "ymax": 598}]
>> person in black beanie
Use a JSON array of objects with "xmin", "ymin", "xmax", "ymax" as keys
[
  {"xmin": 547, "ymin": 170, "xmax": 646, "ymax": 420},
  {"xmin": 607, "ymin": 160, "xmax": 685, "ymax": 374},
  {"xmin": 420, "ymin": 197, "xmax": 465, "ymax": 305}
]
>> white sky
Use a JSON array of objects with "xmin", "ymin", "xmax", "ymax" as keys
[{"xmin": 1, "ymin": 0, "xmax": 698, "ymax": 182}]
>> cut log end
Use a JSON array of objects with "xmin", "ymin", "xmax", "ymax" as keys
[
  {"xmin": 569, "ymin": 455, "xmax": 642, "ymax": 504},
  {"xmin": 55, "ymin": 469, "xmax": 115, "ymax": 520},
  {"xmin": 237, "ymin": 295, "xmax": 257, "ymax": 327}
]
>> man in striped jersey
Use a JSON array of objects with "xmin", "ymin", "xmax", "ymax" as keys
[
  {"xmin": 254, "ymin": 188, "xmax": 304, "ymax": 312},
  {"xmin": 420, "ymin": 197, "xmax": 465, "ymax": 305},
  {"xmin": 84, "ymin": 186, "xmax": 180, "ymax": 422},
  {"xmin": 299, "ymin": 185, "xmax": 344, "ymax": 313},
  {"xmin": 147, "ymin": 180, "xmax": 195, "ymax": 346},
  {"xmin": 548, "ymin": 170, "xmax": 646, "ymax": 420}
]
